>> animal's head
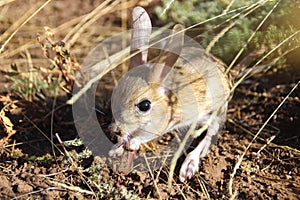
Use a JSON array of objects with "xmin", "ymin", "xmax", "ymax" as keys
[{"xmin": 111, "ymin": 7, "xmax": 184, "ymax": 145}]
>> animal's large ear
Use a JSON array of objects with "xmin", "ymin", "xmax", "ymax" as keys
[
  {"xmin": 129, "ymin": 6, "xmax": 152, "ymax": 69},
  {"xmin": 148, "ymin": 24, "xmax": 184, "ymax": 84}
]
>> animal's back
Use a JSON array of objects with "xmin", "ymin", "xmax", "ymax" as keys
[{"xmin": 163, "ymin": 46, "xmax": 231, "ymax": 128}]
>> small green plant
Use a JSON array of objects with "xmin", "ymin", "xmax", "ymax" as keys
[
  {"xmin": 3, "ymin": 29, "xmax": 80, "ymax": 101},
  {"xmin": 29, "ymin": 155, "xmax": 52, "ymax": 164},
  {"xmin": 4, "ymin": 63, "xmax": 58, "ymax": 101},
  {"xmin": 156, "ymin": 0, "xmax": 299, "ymax": 64}
]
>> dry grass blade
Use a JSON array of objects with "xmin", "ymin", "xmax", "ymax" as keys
[
  {"xmin": 53, "ymin": 15, "xmax": 86, "ymax": 35},
  {"xmin": 0, "ymin": 42, "xmax": 37, "ymax": 59},
  {"xmin": 228, "ymin": 117, "xmax": 300, "ymax": 155},
  {"xmin": 66, "ymin": 46, "xmax": 130, "ymax": 105},
  {"xmin": 236, "ymin": 44, "xmax": 300, "ymax": 80},
  {"xmin": 0, "ymin": 0, "xmax": 51, "ymax": 53},
  {"xmin": 231, "ymin": 29, "xmax": 300, "ymax": 93},
  {"xmin": 143, "ymin": 153, "xmax": 162, "ymax": 200},
  {"xmin": 187, "ymin": 0, "xmax": 266, "ymax": 36},
  {"xmin": 0, "ymin": 0, "xmax": 15, "ymax": 7},
  {"xmin": 206, "ymin": 0, "xmax": 266, "ymax": 53},
  {"xmin": 226, "ymin": 0, "xmax": 281, "ymax": 74},
  {"xmin": 204, "ymin": 0, "xmax": 265, "ymax": 39},
  {"xmin": 167, "ymin": 122, "xmax": 197, "ymax": 189},
  {"xmin": 160, "ymin": 0, "xmax": 175, "ymax": 16},
  {"xmin": 65, "ymin": 0, "xmax": 138, "ymax": 48},
  {"xmin": 64, "ymin": 0, "xmax": 118, "ymax": 46},
  {"xmin": 197, "ymin": 176, "xmax": 211, "ymax": 200},
  {"xmin": 206, "ymin": 22, "xmax": 236, "ymax": 54},
  {"xmin": 229, "ymin": 80, "xmax": 300, "ymax": 196},
  {"xmin": 223, "ymin": 0, "xmax": 237, "ymax": 14},
  {"xmin": 121, "ymin": 0, "xmax": 128, "ymax": 73}
]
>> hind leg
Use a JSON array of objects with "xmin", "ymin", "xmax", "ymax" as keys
[{"xmin": 179, "ymin": 121, "xmax": 220, "ymax": 182}]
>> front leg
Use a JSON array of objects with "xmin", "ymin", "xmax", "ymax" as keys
[{"xmin": 179, "ymin": 120, "xmax": 221, "ymax": 182}]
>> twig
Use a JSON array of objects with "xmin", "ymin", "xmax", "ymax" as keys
[{"xmin": 47, "ymin": 180, "xmax": 95, "ymax": 195}]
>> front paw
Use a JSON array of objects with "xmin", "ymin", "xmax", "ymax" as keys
[
  {"xmin": 127, "ymin": 138, "xmax": 141, "ymax": 151},
  {"xmin": 108, "ymin": 142, "xmax": 124, "ymax": 157},
  {"xmin": 179, "ymin": 154, "xmax": 200, "ymax": 182},
  {"xmin": 109, "ymin": 137, "xmax": 141, "ymax": 157}
]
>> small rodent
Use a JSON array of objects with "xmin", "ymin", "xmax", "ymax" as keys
[{"xmin": 109, "ymin": 6, "xmax": 232, "ymax": 182}]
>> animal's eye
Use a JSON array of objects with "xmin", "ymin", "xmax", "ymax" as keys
[{"xmin": 136, "ymin": 99, "xmax": 151, "ymax": 113}]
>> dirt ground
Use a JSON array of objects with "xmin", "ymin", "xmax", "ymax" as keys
[{"xmin": 0, "ymin": 1, "xmax": 299, "ymax": 199}]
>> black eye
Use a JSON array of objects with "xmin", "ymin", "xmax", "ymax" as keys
[{"xmin": 136, "ymin": 99, "xmax": 151, "ymax": 112}]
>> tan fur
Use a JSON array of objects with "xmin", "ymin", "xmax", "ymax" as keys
[{"xmin": 109, "ymin": 6, "xmax": 232, "ymax": 182}]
